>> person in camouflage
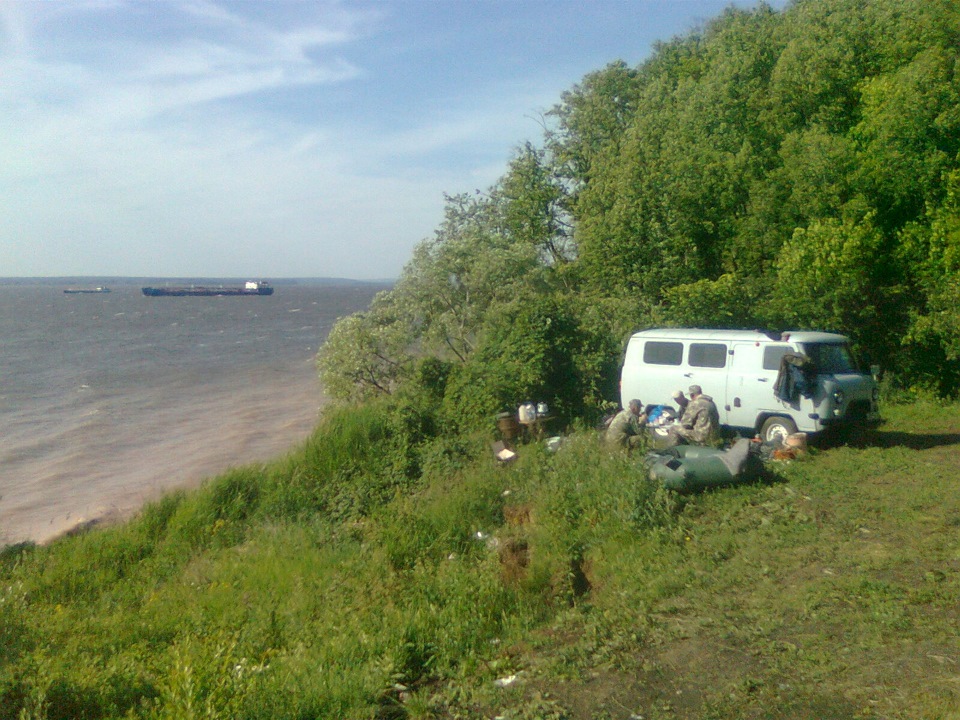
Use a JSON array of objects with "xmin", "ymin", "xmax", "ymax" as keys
[
  {"xmin": 669, "ymin": 384, "xmax": 721, "ymax": 446},
  {"xmin": 606, "ymin": 399, "xmax": 648, "ymax": 450}
]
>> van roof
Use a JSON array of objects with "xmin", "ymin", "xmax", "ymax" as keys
[{"xmin": 629, "ymin": 328, "xmax": 851, "ymax": 343}]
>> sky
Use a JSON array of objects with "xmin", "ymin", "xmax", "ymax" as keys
[{"xmin": 1, "ymin": 0, "xmax": 786, "ymax": 281}]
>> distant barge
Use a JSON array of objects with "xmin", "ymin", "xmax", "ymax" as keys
[
  {"xmin": 141, "ymin": 281, "xmax": 274, "ymax": 297},
  {"xmin": 64, "ymin": 286, "xmax": 111, "ymax": 294}
]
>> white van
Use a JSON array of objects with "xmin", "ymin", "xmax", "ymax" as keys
[{"xmin": 620, "ymin": 328, "xmax": 880, "ymax": 442}]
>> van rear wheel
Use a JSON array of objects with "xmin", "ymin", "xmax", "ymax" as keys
[{"xmin": 760, "ymin": 416, "xmax": 798, "ymax": 444}]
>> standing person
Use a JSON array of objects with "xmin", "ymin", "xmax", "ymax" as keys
[
  {"xmin": 669, "ymin": 385, "xmax": 721, "ymax": 446},
  {"xmin": 606, "ymin": 399, "xmax": 648, "ymax": 450}
]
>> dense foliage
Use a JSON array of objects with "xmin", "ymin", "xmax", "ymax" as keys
[{"xmin": 320, "ymin": 0, "xmax": 960, "ymax": 422}]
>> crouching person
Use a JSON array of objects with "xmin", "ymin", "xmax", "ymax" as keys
[
  {"xmin": 606, "ymin": 399, "xmax": 648, "ymax": 451},
  {"xmin": 668, "ymin": 384, "xmax": 721, "ymax": 447}
]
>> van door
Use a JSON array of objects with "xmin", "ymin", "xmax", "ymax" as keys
[
  {"xmin": 726, "ymin": 342, "xmax": 790, "ymax": 430},
  {"xmin": 683, "ymin": 341, "xmax": 729, "ymax": 419}
]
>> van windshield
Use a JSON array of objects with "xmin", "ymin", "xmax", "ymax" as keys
[{"xmin": 801, "ymin": 343, "xmax": 858, "ymax": 374}]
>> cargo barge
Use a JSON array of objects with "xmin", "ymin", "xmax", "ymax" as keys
[
  {"xmin": 141, "ymin": 281, "xmax": 274, "ymax": 297},
  {"xmin": 64, "ymin": 286, "xmax": 111, "ymax": 294}
]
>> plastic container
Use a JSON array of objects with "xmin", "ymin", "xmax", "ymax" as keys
[{"xmin": 518, "ymin": 402, "xmax": 537, "ymax": 424}]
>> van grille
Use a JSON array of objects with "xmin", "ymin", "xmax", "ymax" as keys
[{"xmin": 845, "ymin": 400, "xmax": 871, "ymax": 421}]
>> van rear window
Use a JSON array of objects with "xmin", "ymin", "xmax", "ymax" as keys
[
  {"xmin": 643, "ymin": 341, "xmax": 683, "ymax": 366},
  {"xmin": 689, "ymin": 343, "xmax": 727, "ymax": 368}
]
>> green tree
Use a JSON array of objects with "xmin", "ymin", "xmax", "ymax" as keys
[
  {"xmin": 390, "ymin": 192, "xmax": 543, "ymax": 363},
  {"xmin": 765, "ymin": 215, "xmax": 895, "ymax": 360},
  {"xmin": 853, "ymin": 47, "xmax": 960, "ymax": 231},
  {"xmin": 656, "ymin": 273, "xmax": 761, "ymax": 329},
  {"xmin": 571, "ymin": 5, "xmax": 784, "ymax": 295},
  {"xmin": 546, "ymin": 60, "xmax": 640, "ymax": 187},
  {"xmin": 316, "ymin": 295, "xmax": 413, "ymax": 401},
  {"xmin": 495, "ymin": 143, "xmax": 573, "ymax": 267},
  {"xmin": 900, "ymin": 168, "xmax": 960, "ymax": 394},
  {"xmin": 440, "ymin": 292, "xmax": 619, "ymax": 431}
]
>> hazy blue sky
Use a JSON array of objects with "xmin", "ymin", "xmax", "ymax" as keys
[{"xmin": 1, "ymin": 0, "xmax": 785, "ymax": 280}]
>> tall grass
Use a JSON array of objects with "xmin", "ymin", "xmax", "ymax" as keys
[
  {"xmin": 0, "ymin": 404, "xmax": 666, "ymax": 719},
  {"xmin": 1, "ymin": 398, "xmax": 958, "ymax": 718}
]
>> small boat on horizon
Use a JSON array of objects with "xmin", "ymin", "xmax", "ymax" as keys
[
  {"xmin": 64, "ymin": 286, "xmax": 111, "ymax": 294},
  {"xmin": 141, "ymin": 280, "xmax": 274, "ymax": 297}
]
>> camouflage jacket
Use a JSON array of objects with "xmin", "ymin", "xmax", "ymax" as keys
[
  {"xmin": 606, "ymin": 408, "xmax": 646, "ymax": 447},
  {"xmin": 679, "ymin": 394, "xmax": 720, "ymax": 445}
]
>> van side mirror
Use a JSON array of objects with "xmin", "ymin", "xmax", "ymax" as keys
[{"xmin": 870, "ymin": 364, "xmax": 880, "ymax": 380}]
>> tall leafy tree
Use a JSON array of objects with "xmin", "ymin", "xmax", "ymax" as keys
[
  {"xmin": 316, "ymin": 294, "xmax": 414, "ymax": 401},
  {"xmin": 390, "ymin": 192, "xmax": 541, "ymax": 363},
  {"xmin": 765, "ymin": 214, "xmax": 901, "ymax": 365},
  {"xmin": 546, "ymin": 60, "xmax": 641, "ymax": 188},
  {"xmin": 494, "ymin": 144, "xmax": 574, "ymax": 268},
  {"xmin": 853, "ymin": 47, "xmax": 960, "ymax": 232},
  {"xmin": 900, "ymin": 168, "xmax": 960, "ymax": 393}
]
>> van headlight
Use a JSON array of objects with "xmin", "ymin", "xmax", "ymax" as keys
[
  {"xmin": 872, "ymin": 387, "xmax": 880, "ymax": 402},
  {"xmin": 833, "ymin": 390, "xmax": 845, "ymax": 406}
]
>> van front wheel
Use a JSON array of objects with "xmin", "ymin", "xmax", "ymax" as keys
[{"xmin": 760, "ymin": 416, "xmax": 798, "ymax": 444}]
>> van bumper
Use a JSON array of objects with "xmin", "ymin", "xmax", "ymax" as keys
[{"xmin": 818, "ymin": 410, "xmax": 883, "ymax": 429}]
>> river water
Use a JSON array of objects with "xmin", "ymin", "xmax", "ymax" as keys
[{"xmin": 0, "ymin": 279, "xmax": 386, "ymax": 545}]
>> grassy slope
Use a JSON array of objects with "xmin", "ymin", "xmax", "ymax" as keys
[
  {"xmin": 525, "ymin": 401, "xmax": 960, "ymax": 720},
  {"xmin": 1, "ymin": 400, "xmax": 959, "ymax": 720}
]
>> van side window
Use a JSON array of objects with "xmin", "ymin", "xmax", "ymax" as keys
[
  {"xmin": 763, "ymin": 345, "xmax": 790, "ymax": 371},
  {"xmin": 689, "ymin": 343, "xmax": 727, "ymax": 368},
  {"xmin": 643, "ymin": 341, "xmax": 683, "ymax": 366}
]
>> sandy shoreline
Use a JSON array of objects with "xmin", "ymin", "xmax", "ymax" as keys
[{"xmin": 0, "ymin": 370, "xmax": 328, "ymax": 547}]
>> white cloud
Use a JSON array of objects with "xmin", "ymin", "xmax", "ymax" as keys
[
  {"xmin": 1, "ymin": 1, "xmax": 557, "ymax": 278},
  {"xmin": 2, "ymin": 0, "xmax": 670, "ymax": 279},
  {"xmin": 178, "ymin": 0, "xmax": 246, "ymax": 26},
  {"xmin": 0, "ymin": 1, "xmax": 30, "ymax": 54}
]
